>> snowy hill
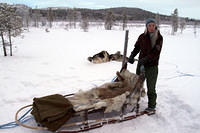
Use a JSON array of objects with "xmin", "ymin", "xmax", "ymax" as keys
[{"xmin": 0, "ymin": 25, "xmax": 200, "ymax": 133}]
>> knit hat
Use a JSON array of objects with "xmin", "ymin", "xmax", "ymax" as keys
[{"xmin": 145, "ymin": 18, "xmax": 156, "ymax": 27}]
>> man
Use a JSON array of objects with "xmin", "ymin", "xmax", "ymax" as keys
[{"xmin": 128, "ymin": 18, "xmax": 163, "ymax": 114}]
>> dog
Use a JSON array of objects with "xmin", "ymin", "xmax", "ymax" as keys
[
  {"xmin": 88, "ymin": 51, "xmax": 110, "ymax": 63},
  {"xmin": 88, "ymin": 51, "xmax": 128, "ymax": 63},
  {"xmin": 109, "ymin": 51, "xmax": 129, "ymax": 62}
]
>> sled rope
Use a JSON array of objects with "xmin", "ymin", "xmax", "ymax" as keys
[
  {"xmin": 0, "ymin": 94, "xmax": 75, "ymax": 130},
  {"xmin": 0, "ymin": 105, "xmax": 33, "ymax": 129},
  {"xmin": 14, "ymin": 104, "xmax": 97, "ymax": 130},
  {"xmin": 15, "ymin": 104, "xmax": 47, "ymax": 130}
]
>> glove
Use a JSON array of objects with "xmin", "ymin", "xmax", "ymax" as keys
[
  {"xmin": 138, "ymin": 57, "xmax": 148, "ymax": 66},
  {"xmin": 128, "ymin": 52, "xmax": 135, "ymax": 64},
  {"xmin": 128, "ymin": 57, "xmax": 135, "ymax": 64}
]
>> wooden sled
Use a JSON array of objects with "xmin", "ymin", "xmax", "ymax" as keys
[{"xmin": 15, "ymin": 69, "xmax": 146, "ymax": 133}]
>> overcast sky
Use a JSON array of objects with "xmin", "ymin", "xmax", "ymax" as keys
[{"xmin": 1, "ymin": 0, "xmax": 200, "ymax": 19}]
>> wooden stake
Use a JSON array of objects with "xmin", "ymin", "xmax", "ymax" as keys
[{"xmin": 122, "ymin": 30, "xmax": 129, "ymax": 67}]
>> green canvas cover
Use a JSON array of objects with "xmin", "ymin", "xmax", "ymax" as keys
[{"xmin": 31, "ymin": 94, "xmax": 74, "ymax": 131}]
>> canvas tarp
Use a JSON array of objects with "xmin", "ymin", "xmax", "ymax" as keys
[{"xmin": 31, "ymin": 94, "xmax": 74, "ymax": 131}]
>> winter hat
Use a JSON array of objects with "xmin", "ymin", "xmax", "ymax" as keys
[{"xmin": 145, "ymin": 18, "xmax": 156, "ymax": 27}]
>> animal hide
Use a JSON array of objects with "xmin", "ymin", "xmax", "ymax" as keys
[{"xmin": 68, "ymin": 69, "xmax": 144, "ymax": 113}]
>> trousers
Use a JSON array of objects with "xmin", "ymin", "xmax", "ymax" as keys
[{"xmin": 136, "ymin": 65, "xmax": 158, "ymax": 109}]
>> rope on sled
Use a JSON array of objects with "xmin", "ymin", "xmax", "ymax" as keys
[
  {"xmin": 111, "ymin": 76, "xmax": 117, "ymax": 82},
  {"xmin": 15, "ymin": 104, "xmax": 47, "ymax": 130},
  {"xmin": 0, "ymin": 105, "xmax": 33, "ymax": 129}
]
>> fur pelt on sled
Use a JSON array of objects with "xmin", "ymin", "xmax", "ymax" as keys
[{"xmin": 68, "ymin": 69, "xmax": 145, "ymax": 113}]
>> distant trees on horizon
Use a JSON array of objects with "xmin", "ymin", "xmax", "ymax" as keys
[{"xmin": 0, "ymin": 3, "xmax": 199, "ymax": 56}]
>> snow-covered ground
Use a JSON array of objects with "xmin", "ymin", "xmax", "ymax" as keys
[{"xmin": 0, "ymin": 24, "xmax": 200, "ymax": 133}]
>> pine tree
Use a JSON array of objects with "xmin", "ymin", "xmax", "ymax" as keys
[
  {"xmin": 15, "ymin": 4, "xmax": 30, "ymax": 28},
  {"xmin": 80, "ymin": 15, "xmax": 89, "ymax": 32},
  {"xmin": 104, "ymin": 10, "xmax": 115, "ymax": 30},
  {"xmin": 171, "ymin": 8, "xmax": 179, "ymax": 35},
  {"xmin": 122, "ymin": 10, "xmax": 128, "ymax": 31},
  {"xmin": 48, "ymin": 8, "xmax": 54, "ymax": 28},
  {"xmin": 194, "ymin": 20, "xmax": 197, "ymax": 37},
  {"xmin": 66, "ymin": 8, "xmax": 79, "ymax": 29},
  {"xmin": 155, "ymin": 13, "xmax": 160, "ymax": 29},
  {"xmin": 73, "ymin": 8, "xmax": 78, "ymax": 29},
  {"xmin": 67, "ymin": 8, "xmax": 74, "ymax": 28},
  {"xmin": 180, "ymin": 18, "xmax": 186, "ymax": 34},
  {"xmin": 0, "ymin": 3, "xmax": 22, "ymax": 56}
]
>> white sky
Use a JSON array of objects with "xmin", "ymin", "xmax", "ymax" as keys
[{"xmin": 1, "ymin": 0, "xmax": 200, "ymax": 19}]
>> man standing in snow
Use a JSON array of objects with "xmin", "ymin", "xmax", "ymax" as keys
[{"xmin": 128, "ymin": 18, "xmax": 163, "ymax": 114}]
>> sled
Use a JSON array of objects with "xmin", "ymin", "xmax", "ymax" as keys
[
  {"xmin": 15, "ymin": 68, "xmax": 147, "ymax": 133},
  {"xmin": 15, "ymin": 30, "xmax": 147, "ymax": 132}
]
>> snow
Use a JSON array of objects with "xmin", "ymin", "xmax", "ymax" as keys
[{"xmin": 0, "ymin": 24, "xmax": 200, "ymax": 133}]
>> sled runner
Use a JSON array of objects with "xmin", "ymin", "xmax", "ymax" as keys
[{"xmin": 15, "ymin": 68, "xmax": 147, "ymax": 133}]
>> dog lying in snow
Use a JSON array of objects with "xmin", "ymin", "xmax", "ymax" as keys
[
  {"xmin": 68, "ymin": 69, "xmax": 145, "ymax": 113},
  {"xmin": 88, "ymin": 51, "xmax": 129, "ymax": 63}
]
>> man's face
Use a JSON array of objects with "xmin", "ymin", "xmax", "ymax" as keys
[{"xmin": 147, "ymin": 22, "xmax": 156, "ymax": 33}]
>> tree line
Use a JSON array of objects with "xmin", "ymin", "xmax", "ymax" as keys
[{"xmin": 0, "ymin": 3, "xmax": 199, "ymax": 56}]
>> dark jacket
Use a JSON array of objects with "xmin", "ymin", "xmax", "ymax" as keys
[{"xmin": 129, "ymin": 30, "xmax": 163, "ymax": 66}]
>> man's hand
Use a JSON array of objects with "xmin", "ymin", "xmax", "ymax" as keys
[{"xmin": 128, "ymin": 57, "xmax": 135, "ymax": 64}]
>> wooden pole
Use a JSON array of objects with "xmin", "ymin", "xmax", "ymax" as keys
[{"xmin": 122, "ymin": 30, "xmax": 129, "ymax": 67}]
